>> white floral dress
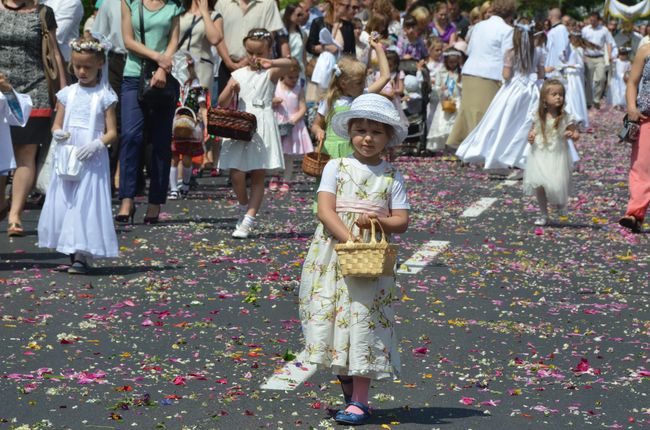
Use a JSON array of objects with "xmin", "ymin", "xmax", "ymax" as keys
[{"xmin": 299, "ymin": 158, "xmax": 408, "ymax": 380}]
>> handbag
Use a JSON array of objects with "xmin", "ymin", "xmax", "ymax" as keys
[
  {"xmin": 207, "ymin": 95, "xmax": 257, "ymax": 141},
  {"xmin": 137, "ymin": 0, "xmax": 177, "ymax": 105},
  {"xmin": 38, "ymin": 5, "xmax": 60, "ymax": 108},
  {"xmin": 54, "ymin": 86, "xmax": 100, "ymax": 182},
  {"xmin": 277, "ymin": 122, "xmax": 294, "ymax": 137},
  {"xmin": 334, "ymin": 218, "xmax": 398, "ymax": 278},
  {"xmin": 618, "ymin": 114, "xmax": 640, "ymax": 144}
]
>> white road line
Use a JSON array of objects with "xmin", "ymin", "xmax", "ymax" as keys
[
  {"xmin": 397, "ymin": 240, "xmax": 450, "ymax": 274},
  {"xmin": 260, "ymin": 352, "xmax": 317, "ymax": 391},
  {"xmin": 461, "ymin": 197, "xmax": 498, "ymax": 218}
]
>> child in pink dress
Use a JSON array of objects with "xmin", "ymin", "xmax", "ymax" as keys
[{"xmin": 271, "ymin": 60, "xmax": 313, "ymax": 192}]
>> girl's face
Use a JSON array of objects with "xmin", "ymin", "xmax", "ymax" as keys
[
  {"xmin": 245, "ymin": 38, "xmax": 272, "ymax": 67},
  {"xmin": 283, "ymin": 70, "xmax": 300, "ymax": 88},
  {"xmin": 404, "ymin": 25, "xmax": 418, "ymax": 40},
  {"xmin": 429, "ymin": 43, "xmax": 443, "ymax": 61},
  {"xmin": 349, "ymin": 118, "xmax": 391, "ymax": 164},
  {"xmin": 436, "ymin": 7, "xmax": 449, "ymax": 25},
  {"xmin": 71, "ymin": 51, "xmax": 103, "ymax": 86},
  {"xmin": 341, "ymin": 75, "xmax": 366, "ymax": 97},
  {"xmin": 445, "ymin": 55, "xmax": 460, "ymax": 70},
  {"xmin": 544, "ymin": 85, "xmax": 564, "ymax": 111},
  {"xmin": 291, "ymin": 6, "xmax": 305, "ymax": 26},
  {"xmin": 354, "ymin": 25, "xmax": 362, "ymax": 39}
]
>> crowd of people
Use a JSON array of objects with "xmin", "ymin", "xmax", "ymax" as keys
[{"xmin": 1, "ymin": 0, "xmax": 650, "ymax": 424}]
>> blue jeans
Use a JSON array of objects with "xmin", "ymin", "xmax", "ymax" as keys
[{"xmin": 119, "ymin": 77, "xmax": 179, "ymax": 204}]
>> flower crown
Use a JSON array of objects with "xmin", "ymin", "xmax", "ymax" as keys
[{"xmin": 69, "ymin": 38, "xmax": 106, "ymax": 53}]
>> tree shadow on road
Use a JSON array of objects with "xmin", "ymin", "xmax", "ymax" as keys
[{"xmin": 370, "ymin": 405, "xmax": 487, "ymax": 425}]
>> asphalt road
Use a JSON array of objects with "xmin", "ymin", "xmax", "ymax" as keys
[{"xmin": 1, "ymin": 107, "xmax": 649, "ymax": 430}]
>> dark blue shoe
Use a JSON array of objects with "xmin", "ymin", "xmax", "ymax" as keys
[
  {"xmin": 337, "ymin": 375, "xmax": 353, "ymax": 404},
  {"xmin": 334, "ymin": 401, "xmax": 371, "ymax": 425}
]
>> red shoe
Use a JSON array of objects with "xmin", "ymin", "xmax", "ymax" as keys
[
  {"xmin": 210, "ymin": 168, "xmax": 219, "ymax": 177},
  {"xmin": 279, "ymin": 182, "xmax": 290, "ymax": 192},
  {"xmin": 269, "ymin": 177, "xmax": 279, "ymax": 191}
]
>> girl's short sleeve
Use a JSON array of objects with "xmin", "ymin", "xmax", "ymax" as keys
[
  {"xmin": 56, "ymin": 85, "xmax": 72, "ymax": 107},
  {"xmin": 317, "ymin": 159, "xmax": 340, "ymax": 194},
  {"xmin": 101, "ymin": 87, "xmax": 119, "ymax": 111},
  {"xmin": 390, "ymin": 170, "xmax": 410, "ymax": 210},
  {"xmin": 317, "ymin": 99, "xmax": 329, "ymax": 116}
]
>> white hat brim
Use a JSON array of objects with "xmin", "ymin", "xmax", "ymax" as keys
[{"xmin": 331, "ymin": 109, "xmax": 408, "ymax": 147}]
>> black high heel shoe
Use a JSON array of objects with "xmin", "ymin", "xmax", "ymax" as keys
[
  {"xmin": 143, "ymin": 206, "xmax": 161, "ymax": 225},
  {"xmin": 115, "ymin": 205, "xmax": 136, "ymax": 225}
]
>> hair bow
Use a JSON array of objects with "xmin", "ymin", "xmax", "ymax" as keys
[{"xmin": 333, "ymin": 64, "xmax": 342, "ymax": 77}]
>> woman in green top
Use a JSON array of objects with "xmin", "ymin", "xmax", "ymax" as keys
[{"xmin": 116, "ymin": 0, "xmax": 184, "ymax": 224}]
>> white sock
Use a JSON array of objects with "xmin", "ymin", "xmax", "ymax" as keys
[
  {"xmin": 238, "ymin": 203, "xmax": 248, "ymax": 213},
  {"xmin": 169, "ymin": 166, "xmax": 178, "ymax": 191},
  {"xmin": 242, "ymin": 214, "xmax": 255, "ymax": 227}
]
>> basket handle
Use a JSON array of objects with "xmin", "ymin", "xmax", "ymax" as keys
[
  {"xmin": 315, "ymin": 135, "xmax": 325, "ymax": 162},
  {"xmin": 353, "ymin": 217, "xmax": 387, "ymax": 245},
  {"xmin": 175, "ymin": 106, "xmax": 197, "ymax": 122}
]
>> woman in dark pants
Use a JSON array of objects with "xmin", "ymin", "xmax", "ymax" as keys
[{"xmin": 117, "ymin": 0, "xmax": 183, "ymax": 223}]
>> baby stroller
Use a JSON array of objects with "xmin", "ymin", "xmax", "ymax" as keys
[{"xmin": 395, "ymin": 59, "xmax": 431, "ymax": 156}]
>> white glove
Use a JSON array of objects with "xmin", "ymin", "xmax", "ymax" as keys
[
  {"xmin": 76, "ymin": 139, "xmax": 105, "ymax": 161},
  {"xmin": 52, "ymin": 129, "xmax": 71, "ymax": 143}
]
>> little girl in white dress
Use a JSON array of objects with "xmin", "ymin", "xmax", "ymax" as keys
[
  {"xmin": 524, "ymin": 79, "xmax": 580, "ymax": 226},
  {"xmin": 426, "ymin": 47, "xmax": 462, "ymax": 152},
  {"xmin": 38, "ymin": 34, "xmax": 118, "ymax": 273},
  {"xmin": 608, "ymin": 48, "xmax": 631, "ymax": 109}
]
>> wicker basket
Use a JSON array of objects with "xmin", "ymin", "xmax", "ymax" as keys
[
  {"xmin": 441, "ymin": 99, "xmax": 456, "ymax": 113},
  {"xmin": 173, "ymin": 107, "xmax": 197, "ymax": 139},
  {"xmin": 207, "ymin": 96, "xmax": 257, "ymax": 142},
  {"xmin": 302, "ymin": 137, "xmax": 330, "ymax": 177},
  {"xmin": 335, "ymin": 219, "xmax": 398, "ymax": 278}
]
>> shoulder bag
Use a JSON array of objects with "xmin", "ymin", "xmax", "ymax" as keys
[
  {"xmin": 137, "ymin": 0, "xmax": 177, "ymax": 105},
  {"xmin": 38, "ymin": 5, "xmax": 60, "ymax": 108}
]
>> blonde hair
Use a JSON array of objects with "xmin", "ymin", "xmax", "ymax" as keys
[
  {"xmin": 410, "ymin": 6, "xmax": 432, "ymax": 31},
  {"xmin": 538, "ymin": 79, "xmax": 566, "ymax": 143},
  {"xmin": 324, "ymin": 56, "xmax": 367, "ymax": 120},
  {"xmin": 479, "ymin": 1, "xmax": 492, "ymax": 20},
  {"xmin": 469, "ymin": 7, "xmax": 481, "ymax": 24}
]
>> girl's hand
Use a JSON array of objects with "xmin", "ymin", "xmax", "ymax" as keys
[
  {"xmin": 315, "ymin": 129, "xmax": 325, "ymax": 144},
  {"xmin": 528, "ymin": 129, "xmax": 536, "ymax": 143},
  {"xmin": 369, "ymin": 38, "xmax": 383, "ymax": 51},
  {"xmin": 627, "ymin": 107, "xmax": 647, "ymax": 122},
  {"xmin": 198, "ymin": 0, "xmax": 210, "ymax": 15},
  {"xmin": 151, "ymin": 68, "xmax": 167, "ymax": 88},
  {"xmin": 563, "ymin": 129, "xmax": 574, "ymax": 138},
  {"xmin": 259, "ymin": 58, "xmax": 274, "ymax": 69},
  {"xmin": 323, "ymin": 44, "xmax": 339, "ymax": 54},
  {"xmin": 272, "ymin": 96, "xmax": 283, "ymax": 107},
  {"xmin": 157, "ymin": 53, "xmax": 172, "ymax": 73},
  {"xmin": 0, "ymin": 73, "xmax": 12, "ymax": 92},
  {"xmin": 52, "ymin": 129, "xmax": 71, "ymax": 143},
  {"xmin": 355, "ymin": 213, "xmax": 374, "ymax": 230}
]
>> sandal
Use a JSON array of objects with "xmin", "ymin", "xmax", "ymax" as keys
[
  {"xmin": 337, "ymin": 375, "xmax": 353, "ymax": 404},
  {"xmin": 7, "ymin": 222, "xmax": 24, "ymax": 237},
  {"xmin": 334, "ymin": 401, "xmax": 371, "ymax": 425},
  {"xmin": 619, "ymin": 215, "xmax": 641, "ymax": 233}
]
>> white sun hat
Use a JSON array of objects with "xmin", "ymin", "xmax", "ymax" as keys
[{"xmin": 331, "ymin": 93, "xmax": 408, "ymax": 147}]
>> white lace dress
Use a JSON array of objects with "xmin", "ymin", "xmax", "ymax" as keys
[
  {"xmin": 38, "ymin": 83, "xmax": 119, "ymax": 258},
  {"xmin": 523, "ymin": 112, "xmax": 576, "ymax": 206}
]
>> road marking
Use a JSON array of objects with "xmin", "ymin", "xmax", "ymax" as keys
[
  {"xmin": 461, "ymin": 197, "xmax": 498, "ymax": 218},
  {"xmin": 397, "ymin": 240, "xmax": 450, "ymax": 275}
]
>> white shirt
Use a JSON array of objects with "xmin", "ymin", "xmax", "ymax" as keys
[
  {"xmin": 45, "ymin": 0, "xmax": 84, "ymax": 62},
  {"xmin": 581, "ymin": 24, "xmax": 611, "ymax": 57},
  {"xmin": 545, "ymin": 23, "xmax": 570, "ymax": 69},
  {"xmin": 318, "ymin": 157, "xmax": 410, "ymax": 210},
  {"xmin": 462, "ymin": 16, "xmax": 513, "ymax": 81},
  {"xmin": 0, "ymin": 90, "xmax": 32, "ymax": 175},
  {"xmin": 92, "ymin": 0, "xmax": 126, "ymax": 54}
]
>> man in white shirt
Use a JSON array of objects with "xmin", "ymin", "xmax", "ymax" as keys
[
  {"xmin": 545, "ymin": 8, "xmax": 570, "ymax": 76},
  {"xmin": 582, "ymin": 12, "xmax": 613, "ymax": 109},
  {"xmin": 215, "ymin": 0, "xmax": 285, "ymax": 92},
  {"xmin": 44, "ymin": 0, "xmax": 83, "ymax": 65}
]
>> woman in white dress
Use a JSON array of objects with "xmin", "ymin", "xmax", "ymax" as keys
[
  {"xmin": 562, "ymin": 32, "xmax": 589, "ymax": 128},
  {"xmin": 456, "ymin": 21, "xmax": 543, "ymax": 169}
]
